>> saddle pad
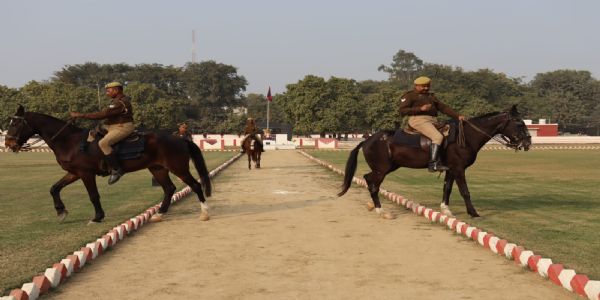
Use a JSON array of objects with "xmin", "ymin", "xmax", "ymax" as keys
[
  {"xmin": 115, "ymin": 135, "xmax": 145, "ymax": 160},
  {"xmin": 392, "ymin": 130, "xmax": 421, "ymax": 148}
]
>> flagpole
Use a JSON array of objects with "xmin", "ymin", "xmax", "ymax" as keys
[{"xmin": 267, "ymin": 100, "xmax": 270, "ymax": 133}]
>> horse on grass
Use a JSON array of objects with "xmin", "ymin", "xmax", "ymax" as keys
[
  {"xmin": 338, "ymin": 105, "xmax": 531, "ymax": 219},
  {"xmin": 4, "ymin": 105, "xmax": 212, "ymax": 223},
  {"xmin": 242, "ymin": 134, "xmax": 263, "ymax": 169}
]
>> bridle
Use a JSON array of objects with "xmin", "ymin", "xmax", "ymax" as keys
[
  {"xmin": 6, "ymin": 115, "xmax": 73, "ymax": 150},
  {"xmin": 459, "ymin": 113, "xmax": 528, "ymax": 150}
]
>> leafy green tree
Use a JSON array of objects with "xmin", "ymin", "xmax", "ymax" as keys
[
  {"xmin": 378, "ymin": 49, "xmax": 423, "ymax": 83},
  {"xmin": 530, "ymin": 70, "xmax": 600, "ymax": 132},
  {"xmin": 0, "ymin": 85, "xmax": 20, "ymax": 130}
]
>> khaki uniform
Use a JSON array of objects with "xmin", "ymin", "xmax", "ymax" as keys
[
  {"xmin": 83, "ymin": 94, "xmax": 134, "ymax": 155},
  {"xmin": 399, "ymin": 91, "xmax": 459, "ymax": 144},
  {"xmin": 243, "ymin": 124, "xmax": 262, "ymax": 142}
]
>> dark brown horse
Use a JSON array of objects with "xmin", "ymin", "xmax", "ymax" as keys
[
  {"xmin": 242, "ymin": 134, "xmax": 262, "ymax": 169},
  {"xmin": 338, "ymin": 105, "xmax": 531, "ymax": 218},
  {"xmin": 4, "ymin": 105, "xmax": 212, "ymax": 223}
]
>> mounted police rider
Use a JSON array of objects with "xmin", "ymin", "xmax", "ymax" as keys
[
  {"xmin": 399, "ymin": 76, "xmax": 465, "ymax": 172},
  {"xmin": 240, "ymin": 117, "xmax": 264, "ymax": 153},
  {"xmin": 70, "ymin": 82, "xmax": 134, "ymax": 184}
]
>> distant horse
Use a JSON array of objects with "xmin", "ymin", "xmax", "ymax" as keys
[
  {"xmin": 4, "ymin": 105, "xmax": 212, "ymax": 223},
  {"xmin": 242, "ymin": 134, "xmax": 262, "ymax": 169},
  {"xmin": 338, "ymin": 105, "xmax": 531, "ymax": 218}
]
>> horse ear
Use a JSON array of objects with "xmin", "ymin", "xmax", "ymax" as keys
[{"xmin": 16, "ymin": 104, "xmax": 25, "ymax": 116}]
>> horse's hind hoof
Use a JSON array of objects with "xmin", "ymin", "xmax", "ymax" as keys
[
  {"xmin": 381, "ymin": 212, "xmax": 396, "ymax": 220},
  {"xmin": 87, "ymin": 220, "xmax": 102, "ymax": 225},
  {"xmin": 366, "ymin": 202, "xmax": 375, "ymax": 211},
  {"xmin": 150, "ymin": 213, "xmax": 163, "ymax": 222},
  {"xmin": 57, "ymin": 210, "xmax": 69, "ymax": 222},
  {"xmin": 199, "ymin": 212, "xmax": 210, "ymax": 221}
]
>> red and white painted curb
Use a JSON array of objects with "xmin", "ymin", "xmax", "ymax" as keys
[
  {"xmin": 1, "ymin": 153, "xmax": 242, "ymax": 300},
  {"xmin": 299, "ymin": 150, "xmax": 600, "ymax": 300}
]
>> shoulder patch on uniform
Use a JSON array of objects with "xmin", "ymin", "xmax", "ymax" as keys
[
  {"xmin": 109, "ymin": 104, "xmax": 116, "ymax": 108},
  {"xmin": 401, "ymin": 98, "xmax": 406, "ymax": 102}
]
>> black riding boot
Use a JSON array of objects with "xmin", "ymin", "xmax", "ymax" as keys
[
  {"xmin": 104, "ymin": 152, "xmax": 124, "ymax": 185},
  {"xmin": 428, "ymin": 144, "xmax": 449, "ymax": 172}
]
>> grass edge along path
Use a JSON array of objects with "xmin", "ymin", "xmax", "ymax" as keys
[
  {"xmin": 2, "ymin": 153, "xmax": 242, "ymax": 300},
  {"xmin": 299, "ymin": 150, "xmax": 600, "ymax": 300}
]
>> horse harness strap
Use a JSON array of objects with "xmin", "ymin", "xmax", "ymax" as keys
[{"xmin": 463, "ymin": 115, "xmax": 520, "ymax": 150}]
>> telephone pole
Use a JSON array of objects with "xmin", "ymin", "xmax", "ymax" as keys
[{"xmin": 191, "ymin": 30, "xmax": 198, "ymax": 63}]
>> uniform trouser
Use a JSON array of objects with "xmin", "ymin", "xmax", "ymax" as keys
[
  {"xmin": 97, "ymin": 122, "xmax": 135, "ymax": 155},
  {"xmin": 408, "ymin": 115, "xmax": 443, "ymax": 145}
]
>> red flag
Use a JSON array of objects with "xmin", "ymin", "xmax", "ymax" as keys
[{"xmin": 267, "ymin": 86, "xmax": 273, "ymax": 102}]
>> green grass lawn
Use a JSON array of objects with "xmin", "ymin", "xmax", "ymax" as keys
[
  {"xmin": 0, "ymin": 151, "xmax": 236, "ymax": 294},
  {"xmin": 308, "ymin": 149, "xmax": 600, "ymax": 280}
]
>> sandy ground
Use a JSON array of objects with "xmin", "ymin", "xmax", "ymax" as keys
[{"xmin": 46, "ymin": 151, "xmax": 575, "ymax": 300}]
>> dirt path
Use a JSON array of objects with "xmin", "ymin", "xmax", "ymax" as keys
[{"xmin": 47, "ymin": 151, "xmax": 574, "ymax": 300}]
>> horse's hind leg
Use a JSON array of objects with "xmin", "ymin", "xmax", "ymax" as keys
[
  {"xmin": 50, "ymin": 173, "xmax": 80, "ymax": 221},
  {"xmin": 247, "ymin": 153, "xmax": 252, "ymax": 169},
  {"xmin": 364, "ymin": 171, "xmax": 394, "ymax": 219},
  {"xmin": 149, "ymin": 166, "xmax": 176, "ymax": 215},
  {"xmin": 172, "ymin": 169, "xmax": 210, "ymax": 221}
]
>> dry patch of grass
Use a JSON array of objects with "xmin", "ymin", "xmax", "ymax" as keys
[{"xmin": 0, "ymin": 151, "xmax": 235, "ymax": 294}]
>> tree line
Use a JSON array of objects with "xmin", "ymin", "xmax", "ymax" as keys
[{"xmin": 1, "ymin": 50, "xmax": 599, "ymax": 135}]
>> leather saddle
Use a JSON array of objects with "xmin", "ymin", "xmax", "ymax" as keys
[
  {"xmin": 392, "ymin": 121, "xmax": 457, "ymax": 151},
  {"xmin": 81, "ymin": 127, "xmax": 145, "ymax": 160}
]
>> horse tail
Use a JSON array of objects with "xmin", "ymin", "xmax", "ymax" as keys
[
  {"xmin": 338, "ymin": 141, "xmax": 364, "ymax": 197},
  {"xmin": 186, "ymin": 140, "xmax": 212, "ymax": 197}
]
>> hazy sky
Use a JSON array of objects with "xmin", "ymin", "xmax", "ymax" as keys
[{"xmin": 1, "ymin": 0, "xmax": 599, "ymax": 94}]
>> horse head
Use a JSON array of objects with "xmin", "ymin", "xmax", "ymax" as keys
[
  {"xmin": 497, "ymin": 105, "xmax": 531, "ymax": 151},
  {"xmin": 4, "ymin": 105, "xmax": 36, "ymax": 152}
]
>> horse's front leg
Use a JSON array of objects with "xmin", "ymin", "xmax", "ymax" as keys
[
  {"xmin": 454, "ymin": 171, "xmax": 479, "ymax": 217},
  {"xmin": 440, "ymin": 172, "xmax": 455, "ymax": 216},
  {"xmin": 50, "ymin": 173, "xmax": 80, "ymax": 221},
  {"xmin": 247, "ymin": 153, "xmax": 251, "ymax": 169},
  {"xmin": 80, "ymin": 173, "xmax": 105, "ymax": 223}
]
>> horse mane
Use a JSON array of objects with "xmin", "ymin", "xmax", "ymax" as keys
[
  {"xmin": 26, "ymin": 111, "xmax": 82, "ymax": 133},
  {"xmin": 470, "ymin": 111, "xmax": 503, "ymax": 121}
]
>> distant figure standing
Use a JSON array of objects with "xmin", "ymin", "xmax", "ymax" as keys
[{"xmin": 173, "ymin": 122, "xmax": 193, "ymax": 142}]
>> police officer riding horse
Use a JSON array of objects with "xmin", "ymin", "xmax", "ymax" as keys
[
  {"xmin": 398, "ymin": 76, "xmax": 465, "ymax": 172},
  {"xmin": 70, "ymin": 82, "xmax": 134, "ymax": 184}
]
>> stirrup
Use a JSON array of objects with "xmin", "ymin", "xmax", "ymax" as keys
[
  {"xmin": 428, "ymin": 162, "xmax": 449, "ymax": 172},
  {"xmin": 108, "ymin": 170, "xmax": 123, "ymax": 185}
]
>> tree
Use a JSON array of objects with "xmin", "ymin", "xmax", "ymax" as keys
[
  {"xmin": 378, "ymin": 49, "xmax": 423, "ymax": 83},
  {"xmin": 530, "ymin": 70, "xmax": 600, "ymax": 132},
  {"xmin": 181, "ymin": 61, "xmax": 248, "ymax": 132},
  {"xmin": 0, "ymin": 85, "xmax": 20, "ymax": 130}
]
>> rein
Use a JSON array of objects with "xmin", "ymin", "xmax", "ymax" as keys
[
  {"xmin": 459, "ymin": 117, "xmax": 520, "ymax": 150},
  {"xmin": 8, "ymin": 116, "xmax": 74, "ymax": 151}
]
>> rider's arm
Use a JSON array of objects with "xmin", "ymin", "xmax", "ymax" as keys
[
  {"xmin": 433, "ymin": 96, "xmax": 460, "ymax": 119},
  {"xmin": 81, "ymin": 102, "xmax": 125, "ymax": 120}
]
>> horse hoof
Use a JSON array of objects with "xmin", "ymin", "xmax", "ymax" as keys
[
  {"xmin": 150, "ymin": 213, "xmax": 163, "ymax": 222},
  {"xmin": 469, "ymin": 212, "xmax": 481, "ymax": 218},
  {"xmin": 57, "ymin": 210, "xmax": 69, "ymax": 222},
  {"xmin": 381, "ymin": 212, "xmax": 396, "ymax": 220},
  {"xmin": 87, "ymin": 220, "xmax": 101, "ymax": 225},
  {"xmin": 199, "ymin": 212, "xmax": 210, "ymax": 221},
  {"xmin": 366, "ymin": 202, "xmax": 375, "ymax": 211}
]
